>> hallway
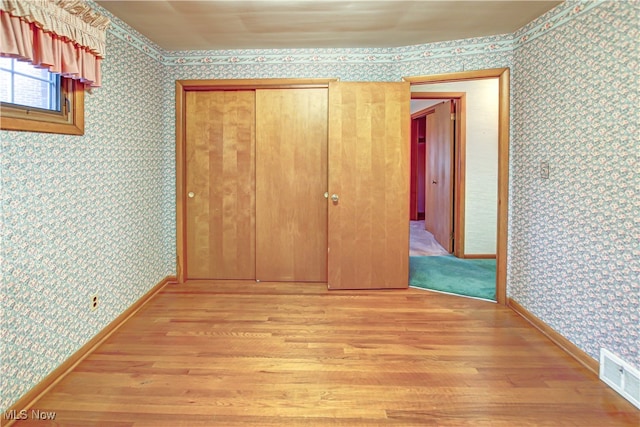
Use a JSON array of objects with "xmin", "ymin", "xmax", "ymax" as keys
[{"xmin": 409, "ymin": 220, "xmax": 448, "ymax": 256}]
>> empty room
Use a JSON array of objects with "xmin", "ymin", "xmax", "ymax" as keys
[{"xmin": 1, "ymin": 0, "xmax": 638, "ymax": 425}]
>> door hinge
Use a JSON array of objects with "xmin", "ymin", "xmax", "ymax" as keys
[
  {"xmin": 450, "ymin": 113, "xmax": 455, "ymax": 121},
  {"xmin": 450, "ymin": 232, "xmax": 454, "ymax": 240}
]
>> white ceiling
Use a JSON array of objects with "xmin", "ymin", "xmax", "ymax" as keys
[{"xmin": 96, "ymin": 0, "xmax": 562, "ymax": 51}]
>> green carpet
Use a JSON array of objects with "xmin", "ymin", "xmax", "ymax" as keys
[{"xmin": 409, "ymin": 255, "xmax": 496, "ymax": 301}]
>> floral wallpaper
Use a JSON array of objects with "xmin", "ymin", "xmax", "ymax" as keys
[
  {"xmin": 0, "ymin": 31, "xmax": 170, "ymax": 410},
  {"xmin": 509, "ymin": 0, "xmax": 639, "ymax": 367},
  {"xmin": 1, "ymin": 0, "xmax": 637, "ymax": 412}
]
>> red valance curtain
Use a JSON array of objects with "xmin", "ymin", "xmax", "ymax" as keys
[{"xmin": 0, "ymin": 0, "xmax": 109, "ymax": 87}]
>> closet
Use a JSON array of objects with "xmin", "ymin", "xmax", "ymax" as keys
[
  {"xmin": 178, "ymin": 80, "xmax": 410, "ymax": 289},
  {"xmin": 255, "ymin": 89, "xmax": 328, "ymax": 282},
  {"xmin": 185, "ymin": 90, "xmax": 256, "ymax": 280},
  {"xmin": 184, "ymin": 88, "xmax": 327, "ymax": 281}
]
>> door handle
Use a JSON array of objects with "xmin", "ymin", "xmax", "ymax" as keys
[
  {"xmin": 331, "ymin": 194, "xmax": 339, "ymax": 202},
  {"xmin": 432, "ymin": 180, "xmax": 437, "ymax": 184},
  {"xmin": 188, "ymin": 192, "xmax": 195, "ymax": 198}
]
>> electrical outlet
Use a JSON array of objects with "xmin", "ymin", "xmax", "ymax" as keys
[
  {"xmin": 91, "ymin": 295, "xmax": 98, "ymax": 311},
  {"xmin": 540, "ymin": 161, "xmax": 550, "ymax": 179}
]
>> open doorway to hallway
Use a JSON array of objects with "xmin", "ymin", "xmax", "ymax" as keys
[
  {"xmin": 410, "ymin": 98, "xmax": 458, "ymax": 253},
  {"xmin": 407, "ymin": 78, "xmax": 500, "ymax": 301}
]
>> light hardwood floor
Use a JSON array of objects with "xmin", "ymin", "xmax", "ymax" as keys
[{"xmin": 10, "ymin": 282, "xmax": 639, "ymax": 426}]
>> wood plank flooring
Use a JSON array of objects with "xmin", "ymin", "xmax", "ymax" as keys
[{"xmin": 10, "ymin": 282, "xmax": 639, "ymax": 426}]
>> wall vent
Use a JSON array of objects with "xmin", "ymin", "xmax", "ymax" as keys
[{"xmin": 599, "ymin": 348, "xmax": 640, "ymax": 409}]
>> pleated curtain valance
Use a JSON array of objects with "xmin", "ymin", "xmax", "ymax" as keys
[{"xmin": 0, "ymin": 0, "xmax": 110, "ymax": 87}]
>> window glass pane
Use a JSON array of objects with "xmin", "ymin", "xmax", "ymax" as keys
[
  {"xmin": 49, "ymin": 76, "xmax": 61, "ymax": 111},
  {"xmin": 0, "ymin": 69, "xmax": 12, "ymax": 103},
  {"xmin": 1, "ymin": 59, "xmax": 60, "ymax": 111},
  {"xmin": 13, "ymin": 74, "xmax": 50, "ymax": 109},
  {"xmin": 0, "ymin": 57, "xmax": 13, "ymax": 70},
  {"xmin": 14, "ymin": 60, "xmax": 50, "ymax": 79}
]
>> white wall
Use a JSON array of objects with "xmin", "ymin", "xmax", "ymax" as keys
[{"xmin": 412, "ymin": 79, "xmax": 499, "ymax": 255}]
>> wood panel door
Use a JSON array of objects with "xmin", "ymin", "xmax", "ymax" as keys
[
  {"xmin": 425, "ymin": 101, "xmax": 454, "ymax": 252},
  {"xmin": 185, "ymin": 90, "xmax": 256, "ymax": 279},
  {"xmin": 327, "ymin": 82, "xmax": 410, "ymax": 289},
  {"xmin": 410, "ymin": 118, "xmax": 419, "ymax": 220},
  {"xmin": 255, "ymin": 89, "xmax": 328, "ymax": 282}
]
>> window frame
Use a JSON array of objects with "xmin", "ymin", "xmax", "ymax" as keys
[{"xmin": 1, "ymin": 73, "xmax": 84, "ymax": 136}]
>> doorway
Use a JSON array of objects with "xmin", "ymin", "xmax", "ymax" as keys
[
  {"xmin": 404, "ymin": 68, "xmax": 510, "ymax": 304},
  {"xmin": 410, "ymin": 96, "xmax": 463, "ymax": 256},
  {"xmin": 408, "ymin": 94, "xmax": 500, "ymax": 301}
]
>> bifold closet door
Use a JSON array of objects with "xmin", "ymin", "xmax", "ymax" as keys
[
  {"xmin": 255, "ymin": 89, "xmax": 328, "ymax": 282},
  {"xmin": 185, "ymin": 90, "xmax": 256, "ymax": 280},
  {"xmin": 327, "ymin": 82, "xmax": 410, "ymax": 289}
]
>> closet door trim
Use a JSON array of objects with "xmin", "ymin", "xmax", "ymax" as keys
[{"xmin": 176, "ymin": 78, "xmax": 337, "ymax": 284}]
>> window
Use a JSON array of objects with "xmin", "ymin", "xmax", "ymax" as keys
[
  {"xmin": 0, "ymin": 58, "xmax": 84, "ymax": 135},
  {"xmin": 1, "ymin": 57, "xmax": 61, "ymax": 110}
]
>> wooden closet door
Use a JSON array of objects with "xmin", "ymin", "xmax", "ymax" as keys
[
  {"xmin": 185, "ymin": 90, "xmax": 256, "ymax": 279},
  {"xmin": 327, "ymin": 82, "xmax": 410, "ymax": 289},
  {"xmin": 255, "ymin": 89, "xmax": 328, "ymax": 282}
]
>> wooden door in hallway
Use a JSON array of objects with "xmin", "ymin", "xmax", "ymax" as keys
[
  {"xmin": 425, "ymin": 100, "xmax": 454, "ymax": 252},
  {"xmin": 327, "ymin": 82, "xmax": 410, "ymax": 289},
  {"xmin": 255, "ymin": 89, "xmax": 328, "ymax": 281},
  {"xmin": 184, "ymin": 90, "xmax": 256, "ymax": 279}
]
